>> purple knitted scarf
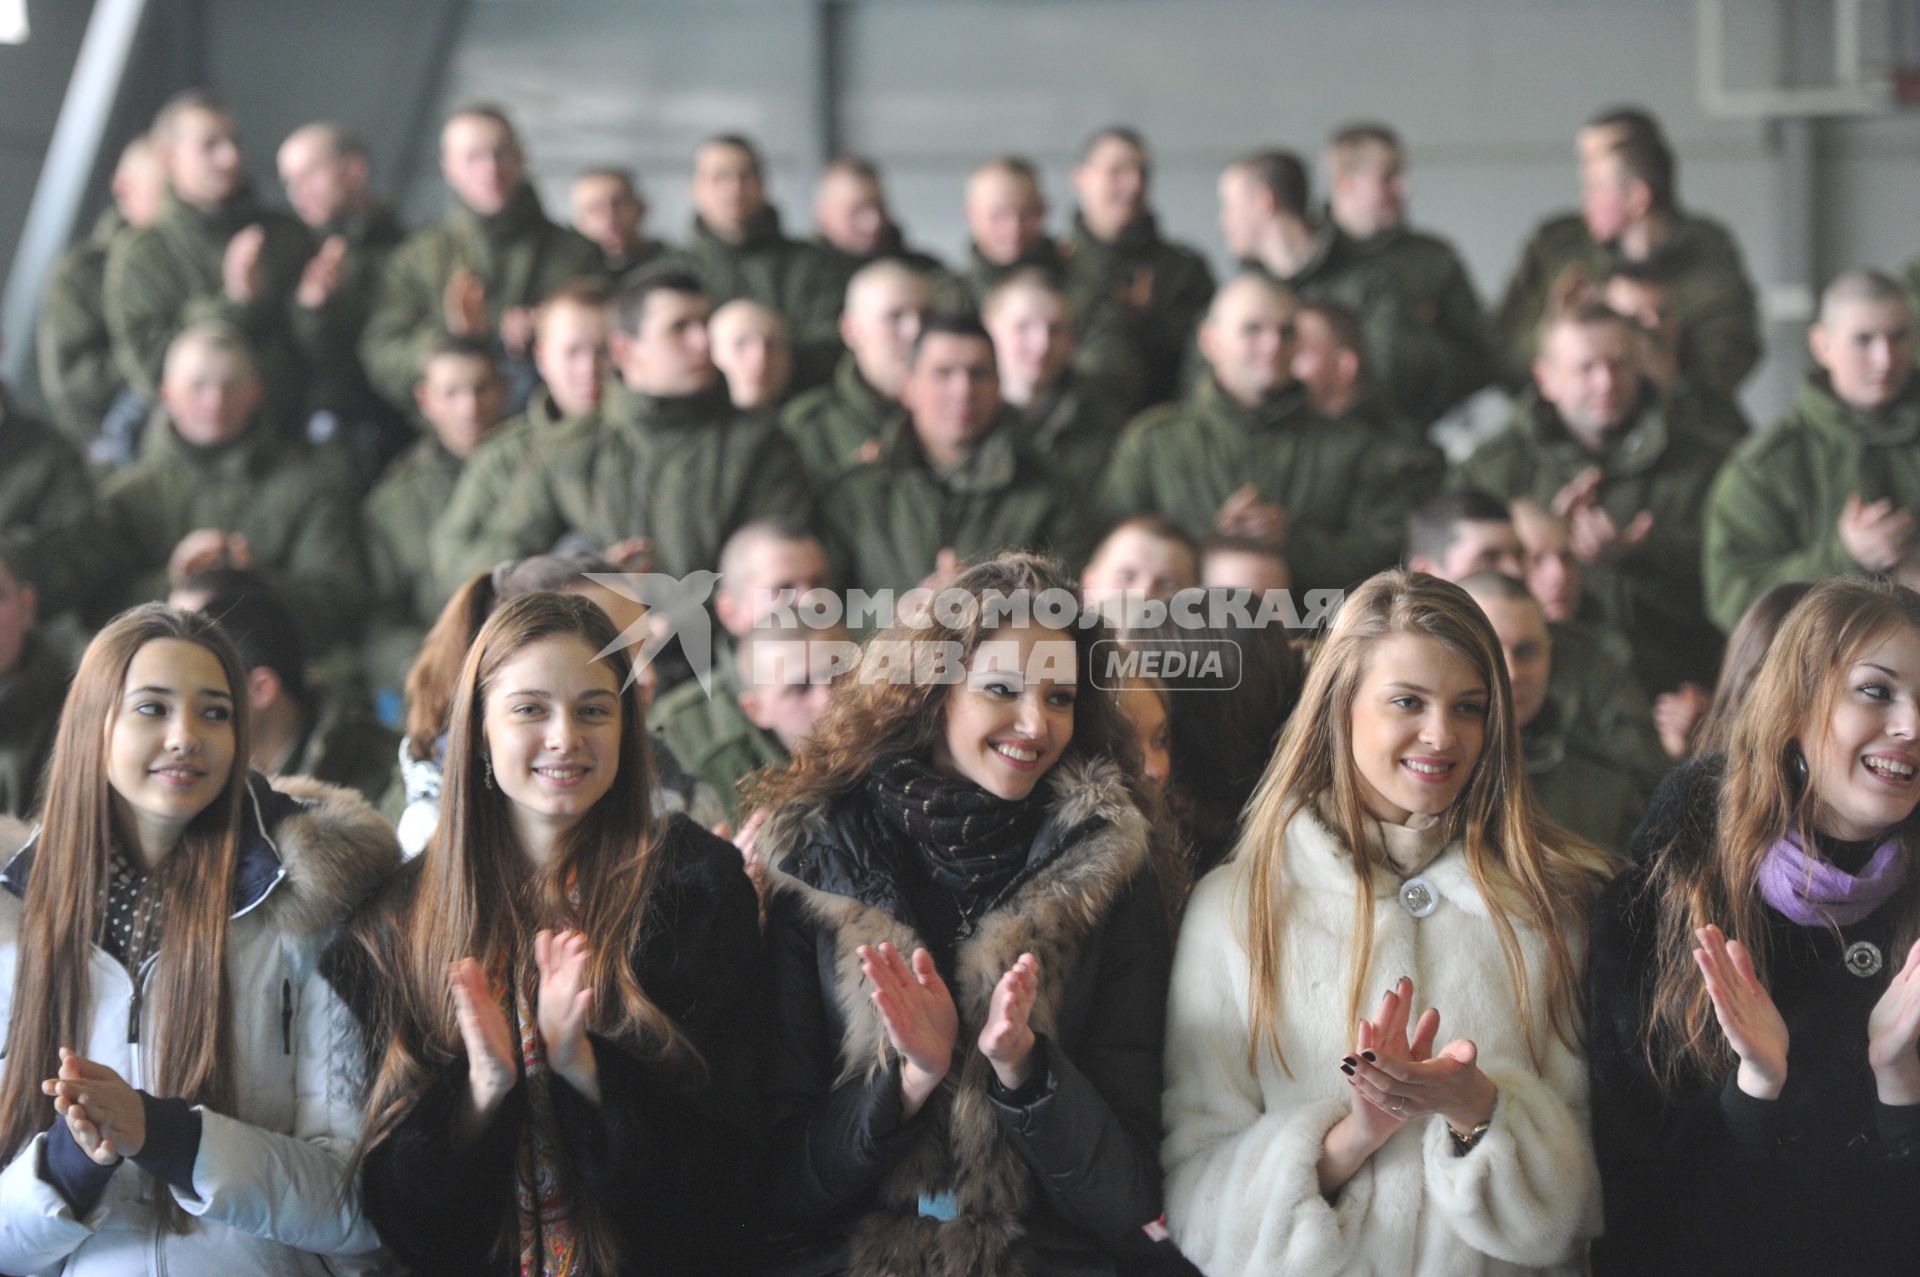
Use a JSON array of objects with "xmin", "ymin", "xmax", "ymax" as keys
[{"xmin": 1758, "ymin": 832, "xmax": 1909, "ymax": 927}]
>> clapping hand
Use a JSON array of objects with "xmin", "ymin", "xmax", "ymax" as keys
[
  {"xmin": 859, "ymin": 942, "xmax": 958, "ymax": 1119},
  {"xmin": 534, "ymin": 929, "xmax": 598, "ymax": 1100},
  {"xmin": 449, "ymin": 957, "xmax": 517, "ymax": 1134},
  {"xmin": 1345, "ymin": 976, "xmax": 1498, "ymax": 1132},
  {"xmin": 43, "ymin": 1049, "xmax": 144, "ymax": 1165},
  {"xmin": 978, "ymin": 954, "xmax": 1040, "ymax": 1090},
  {"xmin": 1868, "ymin": 939, "xmax": 1920, "ymax": 1106},
  {"xmin": 1694, "ymin": 925, "xmax": 1789, "ymax": 1100}
]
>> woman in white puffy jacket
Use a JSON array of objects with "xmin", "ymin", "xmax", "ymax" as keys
[
  {"xmin": 0, "ymin": 605, "xmax": 399, "ymax": 1275},
  {"xmin": 1161, "ymin": 571, "xmax": 1618, "ymax": 1276}
]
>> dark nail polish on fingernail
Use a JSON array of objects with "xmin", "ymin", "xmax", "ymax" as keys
[
  {"xmin": 1342, "ymin": 1056, "xmax": 1356, "ymax": 1067},
  {"xmin": 1340, "ymin": 1064, "xmax": 1354, "ymax": 1076},
  {"xmin": 1362, "ymin": 1052, "xmax": 1376, "ymax": 1062}
]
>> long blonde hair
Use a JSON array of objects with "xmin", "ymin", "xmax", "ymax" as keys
[
  {"xmin": 1236, "ymin": 570, "xmax": 1614, "ymax": 1075},
  {"xmin": 1647, "ymin": 577, "xmax": 1920, "ymax": 1091}
]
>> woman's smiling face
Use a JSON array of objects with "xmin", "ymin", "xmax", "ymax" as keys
[
  {"xmin": 933, "ymin": 622, "xmax": 1078, "ymax": 801},
  {"xmin": 1347, "ymin": 632, "xmax": 1488, "ymax": 824}
]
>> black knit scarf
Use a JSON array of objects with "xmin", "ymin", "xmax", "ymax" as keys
[{"xmin": 866, "ymin": 754, "xmax": 1047, "ymax": 901}]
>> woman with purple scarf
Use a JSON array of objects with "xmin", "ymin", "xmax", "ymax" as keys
[{"xmin": 1588, "ymin": 576, "xmax": 1920, "ymax": 1275}]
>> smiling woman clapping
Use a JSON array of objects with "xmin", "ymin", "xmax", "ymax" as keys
[
  {"xmin": 1161, "ymin": 570, "xmax": 1614, "ymax": 1276},
  {"xmin": 1589, "ymin": 577, "xmax": 1920, "ymax": 1275}
]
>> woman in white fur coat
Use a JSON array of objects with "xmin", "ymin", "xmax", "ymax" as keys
[{"xmin": 1161, "ymin": 570, "xmax": 1618, "ymax": 1276}]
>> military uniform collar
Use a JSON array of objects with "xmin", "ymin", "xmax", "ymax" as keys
[
  {"xmin": 1797, "ymin": 372, "xmax": 1920, "ymax": 448},
  {"xmin": 1070, "ymin": 209, "xmax": 1163, "ymax": 259},
  {"xmin": 163, "ymin": 188, "xmax": 262, "ymax": 241},
  {"xmin": 603, "ymin": 379, "xmax": 732, "ymax": 434},
  {"xmin": 695, "ymin": 204, "xmax": 789, "ymax": 253},
  {"xmin": 876, "ymin": 411, "xmax": 1024, "ymax": 492},
  {"xmin": 834, "ymin": 352, "xmax": 899, "ymax": 425},
  {"xmin": 1196, "ymin": 373, "xmax": 1310, "ymax": 433},
  {"xmin": 149, "ymin": 418, "xmax": 276, "ymax": 477},
  {"xmin": 454, "ymin": 182, "xmax": 547, "ymax": 246},
  {"xmin": 1524, "ymin": 383, "xmax": 1670, "ymax": 478}
]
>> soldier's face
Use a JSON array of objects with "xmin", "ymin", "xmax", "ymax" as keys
[
  {"xmin": 1533, "ymin": 319, "xmax": 1641, "ymax": 445},
  {"xmin": 166, "ymin": 109, "xmax": 243, "ymax": 207},
  {"xmin": 966, "ymin": 171, "xmax": 1045, "ymax": 265},
  {"xmin": 693, "ymin": 144, "xmax": 766, "ymax": 238},
  {"xmin": 415, "ymin": 354, "xmax": 503, "ymax": 460},
  {"xmin": 570, "ymin": 175, "xmax": 645, "ymax": 257},
  {"xmin": 815, "ymin": 171, "xmax": 889, "ymax": 257},
  {"xmin": 709, "ymin": 306, "xmax": 791, "ymax": 411},
  {"xmin": 1581, "ymin": 154, "xmax": 1637, "ymax": 243},
  {"xmin": 845, "ymin": 278, "xmax": 932, "ymax": 397},
  {"xmin": 1513, "ymin": 505, "xmax": 1584, "ymax": 623},
  {"xmin": 619, "ymin": 290, "xmax": 714, "ymax": 397},
  {"xmin": 1812, "ymin": 299, "xmax": 1916, "ymax": 413},
  {"xmin": 277, "ymin": 133, "xmax": 361, "ymax": 230},
  {"xmin": 161, "ymin": 345, "xmax": 262, "ymax": 447},
  {"xmin": 1081, "ymin": 527, "xmax": 1197, "ymax": 604},
  {"xmin": 985, "ymin": 286, "xmax": 1073, "ymax": 392},
  {"xmin": 904, "ymin": 334, "xmax": 1000, "ymax": 455},
  {"xmin": 1074, "ymin": 137, "xmax": 1148, "ymax": 239},
  {"xmin": 1473, "ymin": 593, "xmax": 1552, "ymax": 731},
  {"xmin": 534, "ymin": 301, "xmax": 611, "ymax": 419},
  {"xmin": 1290, "ymin": 311, "xmax": 1357, "ymax": 412},
  {"xmin": 1216, "ymin": 168, "xmax": 1268, "ymax": 261},
  {"xmin": 1333, "ymin": 149, "xmax": 1406, "ymax": 237},
  {"xmin": 441, "ymin": 116, "xmax": 524, "ymax": 217},
  {"xmin": 1200, "ymin": 281, "xmax": 1299, "ymax": 405}
]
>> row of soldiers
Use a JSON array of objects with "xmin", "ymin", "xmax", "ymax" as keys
[{"xmin": 2, "ymin": 91, "xmax": 1916, "ymax": 844}]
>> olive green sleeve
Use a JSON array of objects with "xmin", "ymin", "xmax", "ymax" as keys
[
  {"xmin": 1702, "ymin": 444, "xmax": 1854, "ymax": 633},
  {"xmin": 359, "ymin": 236, "xmax": 443, "ymax": 411},
  {"xmin": 35, "ymin": 256, "xmax": 120, "ymax": 443},
  {"xmin": 1283, "ymin": 438, "xmax": 1439, "ymax": 589}
]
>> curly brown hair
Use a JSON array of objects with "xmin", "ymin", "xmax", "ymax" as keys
[{"xmin": 743, "ymin": 553, "xmax": 1186, "ymax": 905}]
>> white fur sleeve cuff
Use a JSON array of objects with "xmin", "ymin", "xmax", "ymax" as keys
[
  {"xmin": 1166, "ymin": 1097, "xmax": 1374, "ymax": 1277},
  {"xmin": 1419, "ymin": 1064, "xmax": 1601, "ymax": 1266}
]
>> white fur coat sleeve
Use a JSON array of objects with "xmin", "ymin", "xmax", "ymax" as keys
[{"xmin": 1161, "ymin": 868, "xmax": 1376, "ymax": 1276}]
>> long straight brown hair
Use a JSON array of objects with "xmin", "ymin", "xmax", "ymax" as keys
[
  {"xmin": 0, "ymin": 606, "xmax": 251, "ymax": 1233},
  {"xmin": 1236, "ymin": 571, "xmax": 1615, "ymax": 1076},
  {"xmin": 1647, "ymin": 577, "xmax": 1920, "ymax": 1091},
  {"xmin": 361, "ymin": 592, "xmax": 691, "ymax": 1273}
]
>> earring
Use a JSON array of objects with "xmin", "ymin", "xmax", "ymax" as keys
[
  {"xmin": 483, "ymin": 753, "xmax": 496, "ymax": 790},
  {"xmin": 1789, "ymin": 746, "xmax": 1808, "ymax": 786}
]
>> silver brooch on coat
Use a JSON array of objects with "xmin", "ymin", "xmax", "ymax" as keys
[
  {"xmin": 1399, "ymin": 876, "xmax": 1437, "ymax": 918},
  {"xmin": 1844, "ymin": 940, "xmax": 1884, "ymax": 979}
]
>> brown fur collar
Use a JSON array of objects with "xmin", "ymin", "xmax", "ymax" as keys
[{"xmin": 762, "ymin": 756, "xmax": 1148, "ymax": 1276}]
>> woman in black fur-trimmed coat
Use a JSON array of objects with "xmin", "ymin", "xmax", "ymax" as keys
[{"xmin": 748, "ymin": 555, "xmax": 1193, "ymax": 1277}]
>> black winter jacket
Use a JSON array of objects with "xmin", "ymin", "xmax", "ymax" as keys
[
  {"xmin": 1588, "ymin": 756, "xmax": 1920, "ymax": 1275},
  {"xmin": 756, "ymin": 756, "xmax": 1191, "ymax": 1277},
  {"xmin": 323, "ymin": 814, "xmax": 763, "ymax": 1276}
]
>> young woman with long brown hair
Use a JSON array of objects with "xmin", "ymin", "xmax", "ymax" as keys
[
  {"xmin": 1161, "ymin": 570, "xmax": 1615, "ymax": 1275},
  {"xmin": 749, "ymin": 553, "xmax": 1190, "ymax": 1276},
  {"xmin": 392, "ymin": 551, "xmax": 722, "ymax": 856},
  {"xmin": 327, "ymin": 591, "xmax": 760, "ymax": 1275},
  {"xmin": 1589, "ymin": 576, "xmax": 1920, "ymax": 1273},
  {"xmin": 0, "ymin": 604, "xmax": 399, "ymax": 1274}
]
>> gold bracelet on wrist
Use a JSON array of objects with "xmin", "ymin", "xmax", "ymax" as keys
[{"xmin": 1446, "ymin": 1118, "xmax": 1492, "ymax": 1154}]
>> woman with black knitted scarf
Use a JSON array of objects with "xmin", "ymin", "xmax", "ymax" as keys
[
  {"xmin": 1589, "ymin": 577, "xmax": 1920, "ymax": 1274},
  {"xmin": 747, "ymin": 554, "xmax": 1193, "ymax": 1277}
]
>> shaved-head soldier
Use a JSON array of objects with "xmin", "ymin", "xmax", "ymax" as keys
[
  {"xmin": 1491, "ymin": 105, "xmax": 1761, "ymax": 394},
  {"xmin": 105, "ymin": 90, "xmax": 316, "ymax": 427},
  {"xmin": 361, "ymin": 102, "xmax": 604, "ymax": 413},
  {"xmin": 1459, "ymin": 300, "xmax": 1732, "ymax": 689},
  {"xmin": 277, "ymin": 120, "xmax": 410, "ymax": 476},
  {"xmin": 780, "ymin": 259, "xmax": 931, "ymax": 482},
  {"xmin": 1098, "ymin": 271, "xmax": 1438, "ymax": 593},
  {"xmin": 1707, "ymin": 271, "xmax": 1920, "ymax": 631}
]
